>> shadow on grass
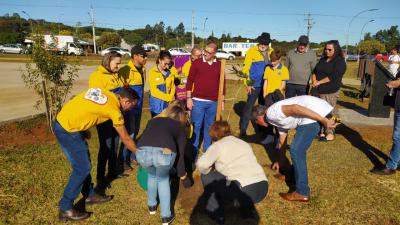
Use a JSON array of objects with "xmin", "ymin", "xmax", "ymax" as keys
[
  {"xmin": 189, "ymin": 177, "xmax": 260, "ymax": 225},
  {"xmin": 337, "ymin": 100, "xmax": 367, "ymax": 113},
  {"xmin": 262, "ymin": 143, "xmax": 296, "ymax": 193},
  {"xmin": 336, "ymin": 124, "xmax": 388, "ymax": 169},
  {"xmin": 342, "ymin": 84, "xmax": 360, "ymax": 92}
]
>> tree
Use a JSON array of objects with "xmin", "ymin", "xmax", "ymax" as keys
[
  {"xmin": 59, "ymin": 29, "xmax": 72, "ymax": 35},
  {"xmin": 0, "ymin": 32, "xmax": 24, "ymax": 44},
  {"xmin": 124, "ymin": 32, "xmax": 144, "ymax": 46},
  {"xmin": 174, "ymin": 22, "xmax": 185, "ymax": 37},
  {"xmin": 97, "ymin": 32, "xmax": 121, "ymax": 48},
  {"xmin": 22, "ymin": 33, "xmax": 79, "ymax": 131},
  {"xmin": 373, "ymin": 26, "xmax": 400, "ymax": 52},
  {"xmin": 79, "ymin": 33, "xmax": 92, "ymax": 41},
  {"xmin": 358, "ymin": 39, "xmax": 386, "ymax": 55}
]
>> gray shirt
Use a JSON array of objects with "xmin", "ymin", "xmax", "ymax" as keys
[{"xmin": 285, "ymin": 48, "xmax": 318, "ymax": 85}]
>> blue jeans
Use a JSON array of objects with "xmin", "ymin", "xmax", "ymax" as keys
[
  {"xmin": 239, "ymin": 87, "xmax": 264, "ymax": 134},
  {"xmin": 96, "ymin": 120, "xmax": 119, "ymax": 192},
  {"xmin": 191, "ymin": 99, "xmax": 217, "ymax": 155},
  {"xmin": 285, "ymin": 83, "xmax": 307, "ymax": 98},
  {"xmin": 386, "ymin": 111, "xmax": 400, "ymax": 170},
  {"xmin": 136, "ymin": 146, "xmax": 176, "ymax": 218},
  {"xmin": 53, "ymin": 121, "xmax": 94, "ymax": 211},
  {"xmin": 119, "ymin": 111, "xmax": 141, "ymax": 168},
  {"xmin": 290, "ymin": 122, "xmax": 320, "ymax": 197}
]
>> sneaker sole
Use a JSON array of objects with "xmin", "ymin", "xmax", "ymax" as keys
[
  {"xmin": 149, "ymin": 211, "xmax": 156, "ymax": 215},
  {"xmin": 162, "ymin": 216, "xmax": 175, "ymax": 225}
]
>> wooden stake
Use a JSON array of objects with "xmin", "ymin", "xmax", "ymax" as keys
[{"xmin": 216, "ymin": 59, "xmax": 225, "ymax": 121}]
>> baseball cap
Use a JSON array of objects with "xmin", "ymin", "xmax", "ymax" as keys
[{"xmin": 298, "ymin": 35, "xmax": 309, "ymax": 45}]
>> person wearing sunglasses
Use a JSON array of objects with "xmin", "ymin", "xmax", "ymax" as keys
[
  {"xmin": 311, "ymin": 40, "xmax": 346, "ymax": 141},
  {"xmin": 117, "ymin": 46, "xmax": 148, "ymax": 176},
  {"xmin": 149, "ymin": 50, "xmax": 176, "ymax": 118}
]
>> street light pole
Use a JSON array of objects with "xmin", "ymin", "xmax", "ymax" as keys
[
  {"xmin": 345, "ymin": 8, "xmax": 378, "ymax": 61},
  {"xmin": 357, "ymin": 19, "xmax": 374, "ymax": 63},
  {"xmin": 202, "ymin": 17, "xmax": 208, "ymax": 48},
  {"xmin": 21, "ymin": 11, "xmax": 33, "ymax": 33}
]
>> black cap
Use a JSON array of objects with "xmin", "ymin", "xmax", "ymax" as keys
[
  {"xmin": 131, "ymin": 45, "xmax": 147, "ymax": 57},
  {"xmin": 257, "ymin": 32, "xmax": 271, "ymax": 45},
  {"xmin": 298, "ymin": 35, "xmax": 309, "ymax": 45}
]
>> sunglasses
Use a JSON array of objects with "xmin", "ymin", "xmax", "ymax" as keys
[{"xmin": 325, "ymin": 48, "xmax": 334, "ymax": 52}]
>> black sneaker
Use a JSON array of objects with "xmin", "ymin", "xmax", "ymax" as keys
[
  {"xmin": 148, "ymin": 205, "xmax": 157, "ymax": 215},
  {"xmin": 161, "ymin": 214, "xmax": 175, "ymax": 225},
  {"xmin": 85, "ymin": 193, "xmax": 114, "ymax": 205},
  {"xmin": 59, "ymin": 209, "xmax": 90, "ymax": 222}
]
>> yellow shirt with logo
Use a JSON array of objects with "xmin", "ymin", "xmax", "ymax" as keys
[
  {"xmin": 263, "ymin": 63, "xmax": 289, "ymax": 95},
  {"xmin": 57, "ymin": 88, "xmax": 124, "ymax": 132},
  {"xmin": 88, "ymin": 66, "xmax": 124, "ymax": 91}
]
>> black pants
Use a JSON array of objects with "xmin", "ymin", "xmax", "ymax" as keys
[
  {"xmin": 95, "ymin": 120, "xmax": 119, "ymax": 194},
  {"xmin": 200, "ymin": 171, "xmax": 268, "ymax": 217},
  {"xmin": 285, "ymin": 83, "xmax": 307, "ymax": 98},
  {"xmin": 239, "ymin": 87, "xmax": 265, "ymax": 134}
]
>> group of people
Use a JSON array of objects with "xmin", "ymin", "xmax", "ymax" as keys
[{"xmin": 52, "ymin": 30, "xmax": 400, "ymax": 225}]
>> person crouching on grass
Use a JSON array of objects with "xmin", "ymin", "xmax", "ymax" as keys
[
  {"xmin": 135, "ymin": 106, "xmax": 189, "ymax": 225},
  {"xmin": 252, "ymin": 95, "xmax": 337, "ymax": 202},
  {"xmin": 196, "ymin": 121, "xmax": 268, "ymax": 224},
  {"xmin": 53, "ymin": 87, "xmax": 138, "ymax": 221}
]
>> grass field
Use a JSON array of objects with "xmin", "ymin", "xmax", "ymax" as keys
[{"xmin": 1, "ymin": 79, "xmax": 400, "ymax": 225}]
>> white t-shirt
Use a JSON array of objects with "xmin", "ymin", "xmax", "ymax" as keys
[
  {"xmin": 266, "ymin": 96, "xmax": 333, "ymax": 131},
  {"xmin": 388, "ymin": 54, "xmax": 400, "ymax": 76}
]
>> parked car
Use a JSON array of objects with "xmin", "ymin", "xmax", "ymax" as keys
[
  {"xmin": 216, "ymin": 49, "xmax": 236, "ymax": 60},
  {"xmin": 0, "ymin": 44, "xmax": 26, "ymax": 54},
  {"xmin": 100, "ymin": 47, "xmax": 131, "ymax": 57},
  {"xmin": 375, "ymin": 53, "xmax": 390, "ymax": 62},
  {"xmin": 345, "ymin": 54, "xmax": 359, "ymax": 61},
  {"xmin": 168, "ymin": 48, "xmax": 191, "ymax": 56}
]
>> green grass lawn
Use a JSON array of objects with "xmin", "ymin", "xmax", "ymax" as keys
[{"xmin": 1, "ymin": 80, "xmax": 400, "ymax": 225}]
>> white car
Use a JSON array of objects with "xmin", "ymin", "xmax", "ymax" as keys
[
  {"xmin": 100, "ymin": 47, "xmax": 131, "ymax": 57},
  {"xmin": 0, "ymin": 44, "xmax": 26, "ymax": 54},
  {"xmin": 168, "ymin": 48, "xmax": 191, "ymax": 56},
  {"xmin": 216, "ymin": 50, "xmax": 235, "ymax": 60}
]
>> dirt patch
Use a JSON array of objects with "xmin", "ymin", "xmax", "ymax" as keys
[{"xmin": 0, "ymin": 118, "xmax": 54, "ymax": 149}]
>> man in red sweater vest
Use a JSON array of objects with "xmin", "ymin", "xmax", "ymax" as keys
[{"xmin": 186, "ymin": 41, "xmax": 224, "ymax": 156}]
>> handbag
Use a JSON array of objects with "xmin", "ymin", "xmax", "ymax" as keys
[{"xmin": 383, "ymin": 89, "xmax": 397, "ymax": 108}]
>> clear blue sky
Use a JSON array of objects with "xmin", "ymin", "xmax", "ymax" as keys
[{"xmin": 1, "ymin": 0, "xmax": 399, "ymax": 45}]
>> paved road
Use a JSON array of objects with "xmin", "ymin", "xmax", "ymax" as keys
[{"xmin": 0, "ymin": 61, "xmax": 242, "ymax": 123}]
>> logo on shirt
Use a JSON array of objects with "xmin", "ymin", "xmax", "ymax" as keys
[{"xmin": 84, "ymin": 88, "xmax": 108, "ymax": 105}]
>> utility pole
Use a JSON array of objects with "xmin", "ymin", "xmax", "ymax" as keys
[
  {"xmin": 191, "ymin": 10, "xmax": 195, "ymax": 48},
  {"xmin": 89, "ymin": 5, "xmax": 97, "ymax": 54},
  {"xmin": 305, "ymin": 13, "xmax": 314, "ymax": 38}
]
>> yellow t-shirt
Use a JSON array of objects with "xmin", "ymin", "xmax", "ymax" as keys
[
  {"xmin": 57, "ymin": 88, "xmax": 124, "ymax": 132},
  {"xmin": 263, "ymin": 63, "xmax": 289, "ymax": 95},
  {"xmin": 88, "ymin": 66, "xmax": 124, "ymax": 91}
]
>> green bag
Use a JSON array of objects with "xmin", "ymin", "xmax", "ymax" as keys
[{"xmin": 137, "ymin": 165, "xmax": 148, "ymax": 191}]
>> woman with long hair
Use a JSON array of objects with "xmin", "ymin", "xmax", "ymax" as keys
[
  {"xmin": 311, "ymin": 40, "xmax": 346, "ymax": 141},
  {"xmin": 148, "ymin": 50, "xmax": 176, "ymax": 117},
  {"xmin": 88, "ymin": 51, "xmax": 125, "ymax": 197},
  {"xmin": 136, "ymin": 106, "xmax": 189, "ymax": 225}
]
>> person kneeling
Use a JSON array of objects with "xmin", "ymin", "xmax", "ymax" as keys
[{"xmin": 196, "ymin": 121, "xmax": 268, "ymax": 224}]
